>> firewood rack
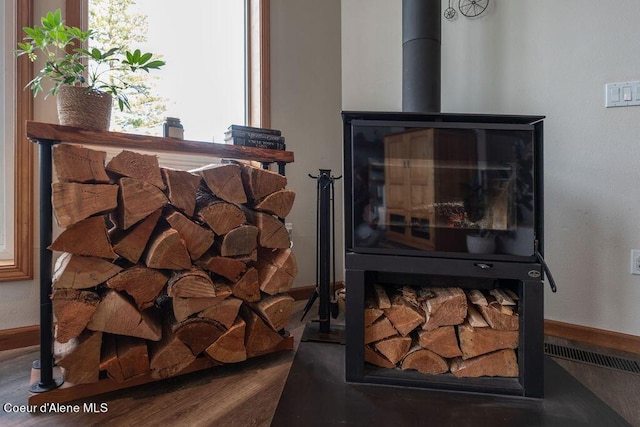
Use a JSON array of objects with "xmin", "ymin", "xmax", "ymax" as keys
[{"xmin": 25, "ymin": 121, "xmax": 295, "ymax": 404}]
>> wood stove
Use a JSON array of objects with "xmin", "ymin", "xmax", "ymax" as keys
[{"xmin": 342, "ymin": 111, "xmax": 547, "ymax": 397}]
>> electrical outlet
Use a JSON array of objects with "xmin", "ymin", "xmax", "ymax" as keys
[{"xmin": 631, "ymin": 249, "xmax": 640, "ymax": 275}]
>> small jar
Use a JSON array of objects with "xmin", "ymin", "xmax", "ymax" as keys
[{"xmin": 163, "ymin": 117, "xmax": 184, "ymax": 139}]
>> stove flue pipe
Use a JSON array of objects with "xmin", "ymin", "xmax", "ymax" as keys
[{"xmin": 402, "ymin": 0, "xmax": 441, "ymax": 113}]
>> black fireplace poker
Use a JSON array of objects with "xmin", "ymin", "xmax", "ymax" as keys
[{"xmin": 301, "ymin": 169, "xmax": 345, "ymax": 344}]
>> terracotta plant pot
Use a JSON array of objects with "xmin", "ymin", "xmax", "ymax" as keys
[{"xmin": 56, "ymin": 85, "xmax": 112, "ymax": 131}]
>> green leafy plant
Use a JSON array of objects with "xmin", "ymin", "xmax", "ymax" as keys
[{"xmin": 15, "ymin": 8, "xmax": 165, "ymax": 111}]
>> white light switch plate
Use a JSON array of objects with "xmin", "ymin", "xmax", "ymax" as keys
[{"xmin": 606, "ymin": 81, "xmax": 640, "ymax": 108}]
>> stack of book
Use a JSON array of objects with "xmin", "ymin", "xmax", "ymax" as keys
[{"xmin": 224, "ymin": 125, "xmax": 286, "ymax": 150}]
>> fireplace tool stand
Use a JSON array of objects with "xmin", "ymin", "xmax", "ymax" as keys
[{"xmin": 301, "ymin": 169, "xmax": 345, "ymax": 344}]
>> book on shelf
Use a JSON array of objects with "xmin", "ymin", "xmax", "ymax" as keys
[
  {"xmin": 224, "ymin": 129, "xmax": 285, "ymax": 144},
  {"xmin": 225, "ymin": 136, "xmax": 286, "ymax": 150},
  {"xmin": 227, "ymin": 124, "xmax": 282, "ymax": 136}
]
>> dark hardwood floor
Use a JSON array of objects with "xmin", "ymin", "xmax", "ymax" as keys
[{"xmin": 1, "ymin": 301, "xmax": 638, "ymax": 426}]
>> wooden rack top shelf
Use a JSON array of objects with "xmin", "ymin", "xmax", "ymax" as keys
[{"xmin": 26, "ymin": 121, "xmax": 294, "ymax": 164}]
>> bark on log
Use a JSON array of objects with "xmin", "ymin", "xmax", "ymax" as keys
[
  {"xmin": 251, "ymin": 189, "xmax": 295, "ymax": 218},
  {"xmin": 197, "ymin": 254, "xmax": 247, "ymax": 282},
  {"xmin": 110, "ymin": 209, "xmax": 162, "ymax": 264},
  {"xmin": 232, "ymin": 267, "xmax": 261, "ymax": 302},
  {"xmin": 417, "ymin": 326, "xmax": 463, "ymax": 358},
  {"xmin": 197, "ymin": 200, "xmax": 246, "ymax": 236},
  {"xmin": 422, "ymin": 287, "xmax": 467, "ymax": 331},
  {"xmin": 244, "ymin": 210, "xmax": 290, "ymax": 249},
  {"xmin": 55, "ymin": 330, "xmax": 102, "ymax": 384},
  {"xmin": 106, "ymin": 265, "xmax": 168, "ymax": 310},
  {"xmin": 374, "ymin": 336, "xmax": 412, "ymax": 364},
  {"xmin": 219, "ymin": 225, "xmax": 259, "ymax": 257},
  {"xmin": 205, "ymin": 318, "xmax": 247, "ymax": 363},
  {"xmin": 198, "ymin": 297, "xmax": 243, "ymax": 329},
  {"xmin": 401, "ymin": 346, "xmax": 449, "ymax": 375},
  {"xmin": 52, "ymin": 182, "xmax": 118, "ymax": 227},
  {"xmin": 193, "ymin": 163, "xmax": 247, "ymax": 204},
  {"xmin": 87, "ymin": 290, "xmax": 162, "ymax": 341},
  {"xmin": 161, "ymin": 168, "xmax": 201, "ymax": 217},
  {"xmin": 457, "ymin": 322, "xmax": 519, "ymax": 360},
  {"xmin": 165, "ymin": 209, "xmax": 215, "ymax": 260},
  {"xmin": 116, "ymin": 178, "xmax": 168, "ymax": 230},
  {"xmin": 450, "ymin": 349, "xmax": 518, "ymax": 378},
  {"xmin": 167, "ymin": 267, "xmax": 215, "ymax": 298},
  {"xmin": 364, "ymin": 316, "xmax": 398, "ymax": 345},
  {"xmin": 52, "ymin": 288, "xmax": 101, "ymax": 343},
  {"xmin": 250, "ymin": 294, "xmax": 294, "ymax": 331},
  {"xmin": 53, "ymin": 253, "xmax": 122, "ymax": 289},
  {"xmin": 364, "ymin": 345, "xmax": 395, "ymax": 368},
  {"xmin": 144, "ymin": 228, "xmax": 192, "ymax": 270},
  {"xmin": 383, "ymin": 294, "xmax": 425, "ymax": 336},
  {"xmin": 49, "ymin": 215, "xmax": 118, "ymax": 260},
  {"xmin": 53, "ymin": 143, "xmax": 110, "ymax": 183},
  {"xmin": 100, "ymin": 335, "xmax": 149, "ymax": 382},
  {"xmin": 239, "ymin": 163, "xmax": 287, "ymax": 201},
  {"xmin": 106, "ymin": 150, "xmax": 165, "ymax": 190}
]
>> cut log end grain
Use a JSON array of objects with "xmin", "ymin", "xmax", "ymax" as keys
[
  {"xmin": 173, "ymin": 317, "xmax": 227, "ymax": 356},
  {"xmin": 106, "ymin": 150, "xmax": 165, "ymax": 190},
  {"xmin": 197, "ymin": 254, "xmax": 247, "ymax": 282},
  {"xmin": 219, "ymin": 225, "xmax": 259, "ymax": 257},
  {"xmin": 194, "ymin": 163, "xmax": 247, "ymax": 204},
  {"xmin": 232, "ymin": 267, "xmax": 261, "ymax": 302},
  {"xmin": 165, "ymin": 209, "xmax": 215, "ymax": 261},
  {"xmin": 252, "ymin": 189, "xmax": 295, "ymax": 218},
  {"xmin": 53, "ymin": 253, "xmax": 122, "ymax": 289},
  {"xmin": 244, "ymin": 210, "xmax": 290, "ymax": 249},
  {"xmin": 198, "ymin": 296, "xmax": 243, "ymax": 329},
  {"xmin": 205, "ymin": 318, "xmax": 248, "ymax": 363},
  {"xmin": 242, "ymin": 307, "xmax": 283, "ymax": 357},
  {"xmin": 167, "ymin": 267, "xmax": 215, "ymax": 298},
  {"xmin": 100, "ymin": 335, "xmax": 149, "ymax": 383},
  {"xmin": 117, "ymin": 178, "xmax": 168, "ymax": 230},
  {"xmin": 476, "ymin": 302, "xmax": 519, "ymax": 331},
  {"xmin": 144, "ymin": 228, "xmax": 192, "ymax": 270},
  {"xmin": 161, "ymin": 168, "xmax": 201, "ymax": 217},
  {"xmin": 239, "ymin": 163, "xmax": 287, "ymax": 201},
  {"xmin": 49, "ymin": 215, "xmax": 118, "ymax": 260},
  {"xmin": 106, "ymin": 265, "xmax": 167, "ymax": 310},
  {"xmin": 198, "ymin": 200, "xmax": 246, "ymax": 236},
  {"xmin": 450, "ymin": 349, "xmax": 519, "ymax": 378},
  {"xmin": 364, "ymin": 316, "xmax": 398, "ymax": 345},
  {"xmin": 111, "ymin": 208, "xmax": 162, "ymax": 264},
  {"xmin": 374, "ymin": 336, "xmax": 412, "ymax": 365},
  {"xmin": 364, "ymin": 346, "xmax": 395, "ymax": 369},
  {"xmin": 52, "ymin": 143, "xmax": 110, "ymax": 184},
  {"xmin": 52, "ymin": 182, "xmax": 118, "ymax": 228},
  {"xmin": 383, "ymin": 294, "xmax": 425, "ymax": 336},
  {"xmin": 148, "ymin": 324, "xmax": 196, "ymax": 379},
  {"xmin": 423, "ymin": 287, "xmax": 467, "ymax": 331},
  {"xmin": 401, "ymin": 347, "xmax": 448, "ymax": 375},
  {"xmin": 250, "ymin": 294, "xmax": 294, "ymax": 331},
  {"xmin": 52, "ymin": 289, "xmax": 101, "ymax": 343},
  {"xmin": 55, "ymin": 330, "xmax": 103, "ymax": 384},
  {"xmin": 417, "ymin": 326, "xmax": 463, "ymax": 359},
  {"xmin": 457, "ymin": 322, "xmax": 519, "ymax": 360}
]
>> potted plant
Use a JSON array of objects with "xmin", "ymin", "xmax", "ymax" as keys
[{"xmin": 15, "ymin": 8, "xmax": 165, "ymax": 131}]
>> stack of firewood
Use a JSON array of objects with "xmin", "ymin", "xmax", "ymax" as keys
[
  {"xmin": 49, "ymin": 143, "xmax": 297, "ymax": 384},
  {"xmin": 364, "ymin": 284, "xmax": 519, "ymax": 378}
]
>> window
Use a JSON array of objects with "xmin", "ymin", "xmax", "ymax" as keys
[
  {"xmin": 0, "ymin": 0, "xmax": 34, "ymax": 282},
  {"xmin": 72, "ymin": 0, "xmax": 270, "ymax": 140}
]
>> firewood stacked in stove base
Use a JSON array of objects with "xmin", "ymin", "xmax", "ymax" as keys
[
  {"xmin": 364, "ymin": 284, "xmax": 519, "ymax": 378},
  {"xmin": 49, "ymin": 143, "xmax": 297, "ymax": 384}
]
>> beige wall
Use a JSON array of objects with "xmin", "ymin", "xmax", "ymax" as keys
[{"xmin": 342, "ymin": 0, "xmax": 640, "ymax": 336}]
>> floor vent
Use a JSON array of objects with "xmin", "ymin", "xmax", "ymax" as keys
[{"xmin": 544, "ymin": 342, "xmax": 640, "ymax": 374}]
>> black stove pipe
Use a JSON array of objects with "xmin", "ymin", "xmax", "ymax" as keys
[{"xmin": 402, "ymin": 0, "xmax": 441, "ymax": 113}]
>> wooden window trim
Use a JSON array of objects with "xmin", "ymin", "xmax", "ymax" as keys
[
  {"xmin": 65, "ymin": 0, "xmax": 270, "ymax": 127},
  {"xmin": 0, "ymin": 0, "xmax": 34, "ymax": 282}
]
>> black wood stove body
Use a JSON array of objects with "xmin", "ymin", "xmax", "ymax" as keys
[{"xmin": 342, "ymin": 111, "xmax": 547, "ymax": 397}]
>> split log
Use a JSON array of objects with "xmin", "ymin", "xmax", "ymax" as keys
[
  {"xmin": 422, "ymin": 287, "xmax": 467, "ymax": 331},
  {"xmin": 52, "ymin": 143, "xmax": 110, "ymax": 183},
  {"xmin": 401, "ymin": 346, "xmax": 448, "ymax": 375},
  {"xmin": 244, "ymin": 210, "xmax": 290, "ymax": 249},
  {"xmin": 373, "ymin": 284, "xmax": 391, "ymax": 309},
  {"xmin": 364, "ymin": 307, "xmax": 384, "ymax": 327},
  {"xmin": 232, "ymin": 267, "xmax": 261, "ymax": 302},
  {"xmin": 193, "ymin": 163, "xmax": 247, "ymax": 204},
  {"xmin": 239, "ymin": 163, "xmax": 287, "ymax": 201},
  {"xmin": 197, "ymin": 254, "xmax": 247, "ymax": 282},
  {"xmin": 503, "ymin": 288, "xmax": 519, "ymax": 302},
  {"xmin": 383, "ymin": 294, "xmax": 425, "ymax": 336},
  {"xmin": 476, "ymin": 300, "xmax": 519, "ymax": 331},
  {"xmin": 165, "ymin": 209, "xmax": 215, "ymax": 260},
  {"xmin": 52, "ymin": 182, "xmax": 118, "ymax": 227},
  {"xmin": 197, "ymin": 200, "xmax": 246, "ymax": 236},
  {"xmin": 205, "ymin": 318, "xmax": 247, "ymax": 363},
  {"xmin": 241, "ymin": 306, "xmax": 283, "ymax": 357},
  {"xmin": 219, "ymin": 225, "xmax": 259, "ymax": 257},
  {"xmin": 250, "ymin": 294, "xmax": 294, "ymax": 331},
  {"xmin": 87, "ymin": 290, "xmax": 162, "ymax": 341},
  {"xmin": 489, "ymin": 289, "xmax": 516, "ymax": 306},
  {"xmin": 364, "ymin": 345, "xmax": 395, "ymax": 368},
  {"xmin": 252, "ymin": 189, "xmax": 295, "ymax": 218},
  {"xmin": 364, "ymin": 316, "xmax": 398, "ymax": 345},
  {"xmin": 457, "ymin": 322, "xmax": 519, "ymax": 360},
  {"xmin": 450, "ymin": 349, "xmax": 518, "ymax": 378},
  {"xmin": 161, "ymin": 168, "xmax": 201, "ymax": 217},
  {"xmin": 116, "ymin": 177, "xmax": 168, "ymax": 230},
  {"xmin": 198, "ymin": 296, "xmax": 243, "ymax": 329},
  {"xmin": 55, "ymin": 330, "xmax": 103, "ymax": 384},
  {"xmin": 106, "ymin": 265, "xmax": 167, "ymax": 310},
  {"xmin": 467, "ymin": 289, "xmax": 488, "ymax": 306},
  {"xmin": 255, "ymin": 248, "xmax": 297, "ymax": 295},
  {"xmin": 100, "ymin": 335, "xmax": 149, "ymax": 382},
  {"xmin": 144, "ymin": 228, "xmax": 192, "ymax": 270},
  {"xmin": 53, "ymin": 253, "xmax": 122, "ymax": 289},
  {"xmin": 148, "ymin": 322, "xmax": 196, "ymax": 379},
  {"xmin": 49, "ymin": 215, "xmax": 118, "ymax": 260},
  {"xmin": 417, "ymin": 326, "xmax": 463, "ymax": 358},
  {"xmin": 172, "ymin": 317, "xmax": 226, "ymax": 356},
  {"xmin": 374, "ymin": 336, "xmax": 412, "ymax": 365},
  {"xmin": 52, "ymin": 289, "xmax": 100, "ymax": 343},
  {"xmin": 467, "ymin": 305, "xmax": 489, "ymax": 328},
  {"xmin": 106, "ymin": 150, "xmax": 165, "ymax": 190},
  {"xmin": 110, "ymin": 208, "xmax": 162, "ymax": 264},
  {"xmin": 167, "ymin": 267, "xmax": 215, "ymax": 298},
  {"xmin": 171, "ymin": 282, "xmax": 233, "ymax": 322}
]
